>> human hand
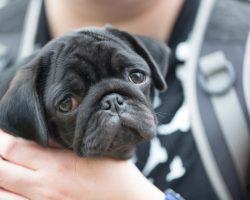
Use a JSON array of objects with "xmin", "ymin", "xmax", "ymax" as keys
[{"xmin": 0, "ymin": 129, "xmax": 164, "ymax": 200}]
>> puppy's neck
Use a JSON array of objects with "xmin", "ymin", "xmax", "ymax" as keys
[{"xmin": 45, "ymin": 0, "xmax": 184, "ymax": 41}]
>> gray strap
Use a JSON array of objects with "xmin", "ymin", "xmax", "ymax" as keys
[
  {"xmin": 0, "ymin": 44, "xmax": 7, "ymax": 71},
  {"xmin": 199, "ymin": 51, "xmax": 250, "ymax": 189},
  {"xmin": 17, "ymin": 0, "xmax": 42, "ymax": 61},
  {"xmin": 0, "ymin": 0, "xmax": 9, "ymax": 9},
  {"xmin": 243, "ymin": 30, "xmax": 250, "ymax": 119},
  {"xmin": 0, "ymin": 0, "xmax": 30, "ymax": 70},
  {"xmin": 177, "ymin": 0, "xmax": 232, "ymax": 199},
  {"xmin": 0, "ymin": 44, "xmax": 7, "ymax": 57}
]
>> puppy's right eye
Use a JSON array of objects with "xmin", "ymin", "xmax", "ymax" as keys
[
  {"xmin": 58, "ymin": 96, "xmax": 79, "ymax": 113},
  {"xmin": 129, "ymin": 71, "xmax": 146, "ymax": 84}
]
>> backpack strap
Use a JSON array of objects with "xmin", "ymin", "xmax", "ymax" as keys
[
  {"xmin": 177, "ymin": 0, "xmax": 250, "ymax": 199},
  {"xmin": 17, "ymin": 0, "xmax": 42, "ymax": 60},
  {"xmin": 243, "ymin": 32, "xmax": 250, "ymax": 122},
  {"xmin": 0, "ymin": 0, "xmax": 42, "ymax": 71}
]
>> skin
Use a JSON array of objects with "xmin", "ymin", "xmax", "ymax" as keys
[
  {"xmin": 0, "ymin": 130, "xmax": 164, "ymax": 200},
  {"xmin": 45, "ymin": 0, "xmax": 183, "ymax": 40},
  {"xmin": 0, "ymin": 0, "xmax": 184, "ymax": 199}
]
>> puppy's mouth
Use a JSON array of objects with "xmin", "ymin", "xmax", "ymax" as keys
[
  {"xmin": 78, "ymin": 104, "xmax": 157, "ymax": 159},
  {"xmin": 106, "ymin": 126, "xmax": 142, "ymax": 152}
]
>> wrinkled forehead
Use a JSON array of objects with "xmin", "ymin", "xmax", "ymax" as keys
[
  {"xmin": 61, "ymin": 28, "xmax": 130, "ymax": 51},
  {"xmin": 43, "ymin": 30, "xmax": 149, "ymax": 84},
  {"xmin": 46, "ymin": 29, "xmax": 133, "ymax": 65}
]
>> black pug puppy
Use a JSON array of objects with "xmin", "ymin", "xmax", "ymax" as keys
[{"xmin": 0, "ymin": 27, "xmax": 169, "ymax": 159}]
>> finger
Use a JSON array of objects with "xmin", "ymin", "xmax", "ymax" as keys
[
  {"xmin": 0, "ymin": 188, "xmax": 28, "ymax": 200},
  {"xmin": 0, "ymin": 158, "xmax": 35, "ymax": 197},
  {"xmin": 0, "ymin": 130, "xmax": 57, "ymax": 170}
]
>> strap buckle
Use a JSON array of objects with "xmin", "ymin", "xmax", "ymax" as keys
[{"xmin": 198, "ymin": 51, "xmax": 236, "ymax": 96}]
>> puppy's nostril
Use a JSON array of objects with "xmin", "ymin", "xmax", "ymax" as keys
[
  {"xmin": 102, "ymin": 101, "xmax": 112, "ymax": 110},
  {"xmin": 116, "ymin": 96, "xmax": 124, "ymax": 106}
]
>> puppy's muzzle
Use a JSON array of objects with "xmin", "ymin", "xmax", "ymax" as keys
[{"xmin": 73, "ymin": 79, "xmax": 156, "ymax": 157}]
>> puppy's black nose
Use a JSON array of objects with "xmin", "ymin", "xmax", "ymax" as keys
[{"xmin": 101, "ymin": 94, "xmax": 125, "ymax": 114}]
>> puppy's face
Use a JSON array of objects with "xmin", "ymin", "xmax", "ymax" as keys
[{"xmin": 0, "ymin": 27, "xmax": 169, "ymax": 159}]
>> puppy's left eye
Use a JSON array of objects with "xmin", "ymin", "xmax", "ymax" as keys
[
  {"xmin": 58, "ymin": 96, "xmax": 79, "ymax": 113},
  {"xmin": 129, "ymin": 71, "xmax": 146, "ymax": 84}
]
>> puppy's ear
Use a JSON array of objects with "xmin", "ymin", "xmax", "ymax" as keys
[
  {"xmin": 106, "ymin": 27, "xmax": 170, "ymax": 91},
  {"xmin": 0, "ymin": 58, "xmax": 49, "ymax": 146}
]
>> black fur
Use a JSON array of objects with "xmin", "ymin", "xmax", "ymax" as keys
[{"xmin": 0, "ymin": 27, "xmax": 170, "ymax": 159}]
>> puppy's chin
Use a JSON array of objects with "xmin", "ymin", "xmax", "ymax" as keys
[
  {"xmin": 79, "ymin": 128, "xmax": 149, "ymax": 160},
  {"xmin": 78, "ymin": 111, "xmax": 157, "ymax": 159}
]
